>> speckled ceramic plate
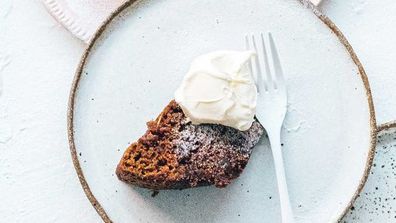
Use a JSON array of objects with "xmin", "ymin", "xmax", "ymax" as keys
[
  {"xmin": 68, "ymin": 0, "xmax": 376, "ymax": 222},
  {"xmin": 342, "ymin": 121, "xmax": 396, "ymax": 223}
]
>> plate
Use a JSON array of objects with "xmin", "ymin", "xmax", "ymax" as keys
[
  {"xmin": 68, "ymin": 0, "xmax": 376, "ymax": 222},
  {"xmin": 342, "ymin": 122, "xmax": 396, "ymax": 222}
]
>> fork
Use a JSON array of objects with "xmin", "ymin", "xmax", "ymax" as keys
[{"xmin": 246, "ymin": 33, "xmax": 294, "ymax": 223}]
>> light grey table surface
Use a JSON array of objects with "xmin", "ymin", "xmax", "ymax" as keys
[{"xmin": 0, "ymin": 0, "xmax": 395, "ymax": 222}]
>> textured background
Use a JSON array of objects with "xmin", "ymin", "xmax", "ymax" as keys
[{"xmin": 0, "ymin": 0, "xmax": 395, "ymax": 222}]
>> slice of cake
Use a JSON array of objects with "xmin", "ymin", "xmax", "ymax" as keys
[
  {"xmin": 116, "ymin": 100, "xmax": 264, "ymax": 189},
  {"xmin": 117, "ymin": 50, "xmax": 263, "ymax": 189}
]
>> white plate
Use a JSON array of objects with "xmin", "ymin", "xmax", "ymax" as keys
[{"xmin": 68, "ymin": 0, "xmax": 376, "ymax": 222}]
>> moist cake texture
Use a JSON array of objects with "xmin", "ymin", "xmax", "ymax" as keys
[{"xmin": 116, "ymin": 100, "xmax": 264, "ymax": 189}]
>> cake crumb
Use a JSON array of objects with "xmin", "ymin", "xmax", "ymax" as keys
[{"xmin": 151, "ymin": 191, "xmax": 159, "ymax": 197}]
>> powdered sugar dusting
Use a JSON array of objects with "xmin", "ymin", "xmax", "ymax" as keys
[{"xmin": 173, "ymin": 119, "xmax": 264, "ymax": 159}]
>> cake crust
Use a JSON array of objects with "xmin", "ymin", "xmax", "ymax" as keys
[{"xmin": 116, "ymin": 100, "xmax": 264, "ymax": 189}]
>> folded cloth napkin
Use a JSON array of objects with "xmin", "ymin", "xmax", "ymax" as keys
[{"xmin": 41, "ymin": 0, "xmax": 126, "ymax": 43}]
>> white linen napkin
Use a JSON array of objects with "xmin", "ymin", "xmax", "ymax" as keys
[{"xmin": 41, "ymin": 0, "xmax": 126, "ymax": 43}]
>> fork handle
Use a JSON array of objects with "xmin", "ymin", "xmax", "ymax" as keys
[{"xmin": 268, "ymin": 129, "xmax": 295, "ymax": 223}]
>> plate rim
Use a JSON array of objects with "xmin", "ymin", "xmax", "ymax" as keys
[
  {"xmin": 67, "ymin": 0, "xmax": 377, "ymax": 222},
  {"xmin": 377, "ymin": 120, "xmax": 396, "ymax": 133}
]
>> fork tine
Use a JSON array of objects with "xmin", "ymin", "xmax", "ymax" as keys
[
  {"xmin": 260, "ymin": 33, "xmax": 273, "ymax": 89},
  {"xmin": 245, "ymin": 35, "xmax": 255, "ymax": 82},
  {"xmin": 245, "ymin": 34, "xmax": 250, "ymax": 51},
  {"xmin": 268, "ymin": 32, "xmax": 285, "ymax": 89},
  {"xmin": 251, "ymin": 35, "xmax": 266, "ymax": 92},
  {"xmin": 246, "ymin": 35, "xmax": 260, "ymax": 88}
]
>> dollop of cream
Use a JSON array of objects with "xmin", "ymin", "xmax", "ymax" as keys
[{"xmin": 175, "ymin": 50, "xmax": 257, "ymax": 131}]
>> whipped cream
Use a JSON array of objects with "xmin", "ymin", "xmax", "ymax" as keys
[{"xmin": 175, "ymin": 50, "xmax": 257, "ymax": 131}]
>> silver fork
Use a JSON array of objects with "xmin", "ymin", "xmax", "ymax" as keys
[{"xmin": 246, "ymin": 33, "xmax": 294, "ymax": 223}]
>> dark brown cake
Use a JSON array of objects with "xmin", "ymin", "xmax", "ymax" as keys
[{"xmin": 116, "ymin": 100, "xmax": 264, "ymax": 189}]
